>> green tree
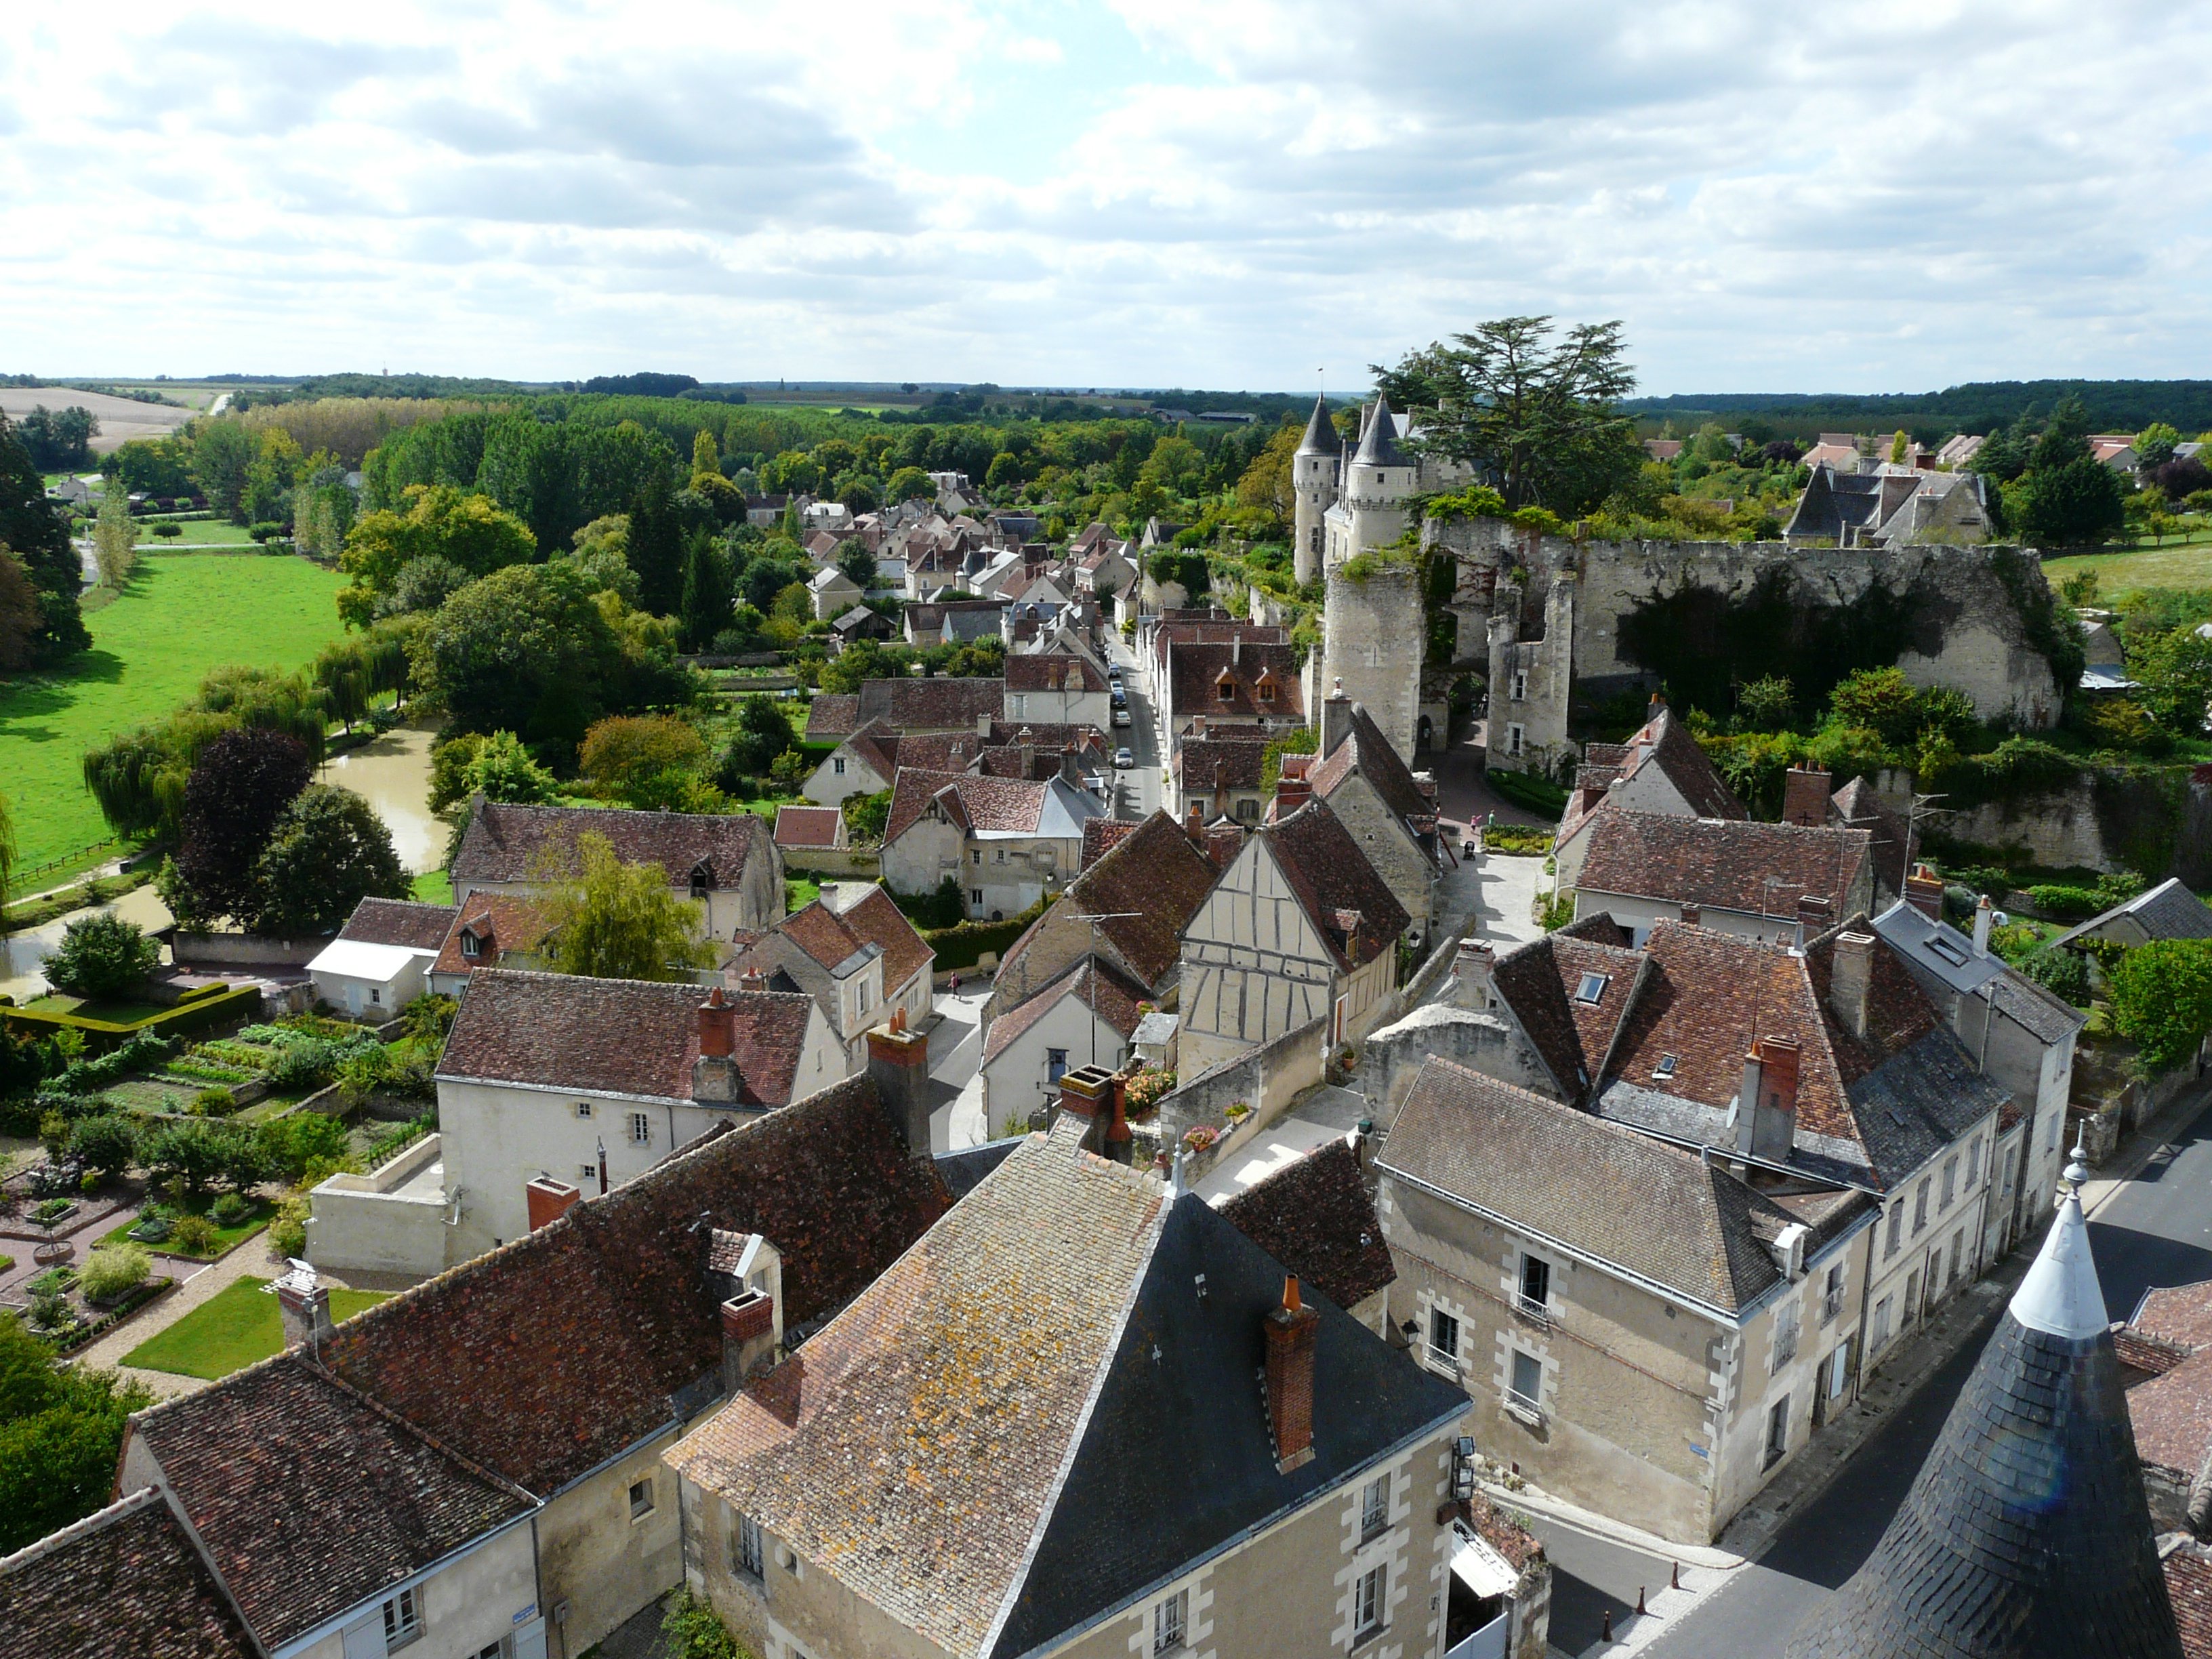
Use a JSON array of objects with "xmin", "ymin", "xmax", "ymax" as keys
[
  {"xmin": 257, "ymin": 1111, "xmax": 352, "ymax": 1184},
  {"xmin": 249, "ymin": 785, "xmax": 411, "ymax": 937},
  {"xmin": 337, "ymin": 485, "xmax": 536, "ymax": 626},
  {"xmin": 716, "ymin": 695, "xmax": 796, "ymax": 788},
  {"xmin": 691, "ymin": 429, "xmax": 720, "ymax": 480},
  {"xmin": 464, "ymin": 729, "xmax": 561, "ymax": 804},
  {"xmin": 0, "ymin": 1317, "xmax": 154, "ymax": 1553},
  {"xmin": 837, "ymin": 542, "xmax": 878, "ymax": 592},
  {"xmin": 535, "ymin": 832, "xmax": 714, "ymax": 981},
  {"xmin": 2129, "ymin": 627, "xmax": 2212, "ymax": 733},
  {"xmin": 140, "ymin": 1120, "xmax": 238, "ymax": 1199},
  {"xmin": 416, "ymin": 561, "xmax": 625, "ymax": 755},
  {"xmin": 0, "ymin": 550, "xmax": 43, "ymax": 673},
  {"xmin": 169, "ymin": 729, "xmax": 314, "ymax": 926},
  {"xmin": 1827, "ymin": 668, "xmax": 1923, "ymax": 748},
  {"xmin": 187, "ymin": 418, "xmax": 258, "ymax": 519},
  {"xmin": 1374, "ymin": 316, "xmax": 1641, "ymax": 514},
  {"xmin": 678, "ymin": 535, "xmax": 736, "ymax": 651},
  {"xmin": 42, "ymin": 915, "xmax": 161, "ymax": 999},
  {"xmin": 2136, "ymin": 422, "xmax": 2182, "ymax": 470},
  {"xmin": 91, "ymin": 484, "xmax": 139, "ymax": 590},
  {"xmin": 1736, "ymin": 676, "xmax": 1797, "ymax": 732},
  {"xmin": 842, "ymin": 787, "xmax": 892, "ymax": 842},
  {"xmin": 2110, "ymin": 939, "xmax": 2212, "ymax": 1074},
  {"xmin": 0, "ymin": 790, "xmax": 13, "ymax": 912},
  {"xmin": 887, "ymin": 466, "xmax": 933, "ymax": 503},
  {"xmin": 2060, "ymin": 569, "xmax": 2101, "ymax": 609},
  {"xmin": 627, "ymin": 472, "xmax": 687, "ymax": 617},
  {"xmin": 0, "ymin": 413, "xmax": 89, "ymax": 667},
  {"xmin": 2009, "ymin": 457, "xmax": 2125, "ymax": 548},
  {"xmin": 579, "ymin": 715, "xmax": 708, "ymax": 796},
  {"xmin": 68, "ymin": 1113, "xmax": 140, "ymax": 1181}
]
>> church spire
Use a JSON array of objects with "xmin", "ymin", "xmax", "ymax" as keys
[{"xmin": 1785, "ymin": 1162, "xmax": 2182, "ymax": 1658}]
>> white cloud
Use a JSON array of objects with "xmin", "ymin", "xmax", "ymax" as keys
[{"xmin": 0, "ymin": 0, "xmax": 2207, "ymax": 390}]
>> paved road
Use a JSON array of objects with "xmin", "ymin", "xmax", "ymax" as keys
[
  {"xmin": 1639, "ymin": 1087, "xmax": 2212, "ymax": 1658},
  {"xmin": 1522, "ymin": 1517, "xmax": 1675, "ymax": 1653},
  {"xmin": 1104, "ymin": 632, "xmax": 1160, "ymax": 819}
]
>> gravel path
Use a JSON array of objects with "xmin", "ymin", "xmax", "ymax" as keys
[{"xmin": 73, "ymin": 1230, "xmax": 293, "ymax": 1399}]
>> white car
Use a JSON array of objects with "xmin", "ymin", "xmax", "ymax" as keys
[
  {"xmin": 1113, "ymin": 746, "xmax": 1134, "ymax": 769},
  {"xmin": 1112, "ymin": 708, "xmax": 1131, "ymax": 728}
]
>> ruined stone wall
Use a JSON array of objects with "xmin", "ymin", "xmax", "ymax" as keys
[{"xmin": 1321, "ymin": 562, "xmax": 1425, "ymax": 760}]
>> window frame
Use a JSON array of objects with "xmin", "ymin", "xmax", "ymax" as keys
[
  {"xmin": 629, "ymin": 1477, "xmax": 655, "ymax": 1521},
  {"xmin": 1360, "ymin": 1472, "xmax": 1390, "ymax": 1542},
  {"xmin": 1517, "ymin": 1252, "xmax": 1552, "ymax": 1319},
  {"xmin": 734, "ymin": 1512, "xmax": 765, "ymax": 1579},
  {"xmin": 382, "ymin": 1585, "xmax": 424, "ymax": 1650},
  {"xmin": 575, "ymin": 1101, "xmax": 593, "ymax": 1119},
  {"xmin": 1352, "ymin": 1563, "xmax": 1387, "ymax": 1645},
  {"xmin": 1773, "ymin": 1300, "xmax": 1801, "ymax": 1370},
  {"xmin": 630, "ymin": 1111, "xmax": 651, "ymax": 1146},
  {"xmin": 1573, "ymin": 971, "xmax": 1609, "ymax": 1006},
  {"xmin": 1507, "ymin": 1348, "xmax": 1543, "ymax": 1418},
  {"xmin": 578, "ymin": 1162, "xmax": 598, "ymax": 1183},
  {"xmin": 1153, "ymin": 1588, "xmax": 1187, "ymax": 1654},
  {"xmin": 1427, "ymin": 1306, "xmax": 1460, "ymax": 1367}
]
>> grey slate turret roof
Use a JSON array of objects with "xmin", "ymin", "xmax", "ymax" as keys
[
  {"xmin": 1296, "ymin": 394, "xmax": 1336, "ymax": 455},
  {"xmin": 1786, "ymin": 1177, "xmax": 2184, "ymax": 1659},
  {"xmin": 1353, "ymin": 394, "xmax": 1407, "ymax": 466}
]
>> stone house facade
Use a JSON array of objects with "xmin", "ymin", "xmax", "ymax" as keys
[
  {"xmin": 1002, "ymin": 649, "xmax": 1109, "ymax": 729},
  {"xmin": 728, "ymin": 884, "xmax": 935, "ymax": 1075},
  {"xmin": 1307, "ymin": 688, "xmax": 1443, "ymax": 941},
  {"xmin": 880, "ymin": 769, "xmax": 1106, "ymax": 921},
  {"xmin": 979, "ymin": 957, "xmax": 1149, "ymax": 1128}
]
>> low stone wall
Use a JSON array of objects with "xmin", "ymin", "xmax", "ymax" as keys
[
  {"xmin": 1158, "ymin": 1013, "xmax": 1330, "ymax": 1180},
  {"xmin": 783, "ymin": 845, "xmax": 882, "ymax": 878},
  {"xmin": 173, "ymin": 932, "xmax": 323, "ymax": 968},
  {"xmin": 306, "ymin": 1131, "xmax": 447, "ymax": 1279}
]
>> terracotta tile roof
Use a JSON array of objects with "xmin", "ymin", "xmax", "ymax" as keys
[
  {"xmin": 438, "ymin": 968, "xmax": 817, "ymax": 1108},
  {"xmin": 2168, "ymin": 1540, "xmax": 2212, "ymax": 1659},
  {"xmin": 1081, "ymin": 819, "xmax": 1139, "ymax": 869},
  {"xmin": 826, "ymin": 884, "xmax": 935, "ymax": 991},
  {"xmin": 804, "ymin": 694, "xmax": 861, "ymax": 742},
  {"xmin": 1174, "ymin": 736, "xmax": 1268, "ymax": 793},
  {"xmin": 1004, "ymin": 652, "xmax": 1105, "ymax": 693},
  {"xmin": 1490, "ymin": 930, "xmax": 1645, "ymax": 1103},
  {"xmin": 1828, "ymin": 777, "xmax": 1908, "ymax": 894},
  {"xmin": 1168, "ymin": 640, "xmax": 1304, "ymax": 724},
  {"xmin": 982, "ymin": 956, "xmax": 1150, "ymax": 1065},
  {"xmin": 1579, "ymin": 811, "xmax": 1870, "ymax": 918},
  {"xmin": 325, "ymin": 1073, "xmax": 951, "ymax": 1496},
  {"xmin": 889, "ymin": 731, "xmax": 987, "ymax": 773},
  {"xmin": 1217, "ymin": 1138, "xmax": 1394, "ymax": 1311},
  {"xmin": 773, "ymin": 805, "xmax": 844, "ymax": 848},
  {"xmin": 1310, "ymin": 703, "xmax": 1432, "ymax": 830},
  {"xmin": 2128, "ymin": 1347, "xmax": 2212, "ymax": 1480},
  {"xmin": 1465, "ymin": 1493, "xmax": 1545, "ymax": 1576},
  {"xmin": 855, "ymin": 677, "xmax": 1004, "ymax": 733},
  {"xmin": 451, "ymin": 802, "xmax": 771, "ymax": 893},
  {"xmin": 1061, "ymin": 810, "xmax": 1220, "ymax": 987},
  {"xmin": 2133, "ymin": 1282, "xmax": 2212, "ymax": 1353},
  {"xmin": 125, "ymin": 1358, "xmax": 532, "ymax": 1648},
  {"xmin": 884, "ymin": 769, "xmax": 1050, "ymax": 845},
  {"xmin": 0, "ymin": 1489, "xmax": 256, "ymax": 1659},
  {"xmin": 430, "ymin": 893, "xmax": 552, "ymax": 979},
  {"xmin": 775, "ymin": 900, "xmax": 880, "ymax": 977},
  {"xmin": 1574, "ymin": 706, "xmax": 1744, "ymax": 824},
  {"xmin": 1382, "ymin": 1058, "xmax": 1868, "ymax": 1313},
  {"xmin": 1257, "ymin": 800, "xmax": 1410, "ymax": 970},
  {"xmin": 337, "ymin": 897, "xmax": 458, "ymax": 951}
]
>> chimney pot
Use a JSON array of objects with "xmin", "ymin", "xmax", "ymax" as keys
[
  {"xmin": 1679, "ymin": 901, "xmax": 1701, "ymax": 926},
  {"xmin": 720, "ymin": 1288, "xmax": 779, "ymax": 1391},
  {"xmin": 1904, "ymin": 863, "xmax": 1944, "ymax": 922},
  {"xmin": 739, "ymin": 968, "xmax": 767, "ymax": 995},
  {"xmin": 1781, "ymin": 763, "xmax": 1831, "ymax": 828},
  {"xmin": 1748, "ymin": 1036, "xmax": 1801, "ymax": 1161},
  {"xmin": 867, "ymin": 1024, "xmax": 935, "ymax": 1158},
  {"xmin": 698, "ymin": 987, "xmax": 735, "ymax": 1057}
]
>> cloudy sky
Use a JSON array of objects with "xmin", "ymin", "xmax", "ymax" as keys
[{"xmin": 3, "ymin": 1, "xmax": 2208, "ymax": 393}]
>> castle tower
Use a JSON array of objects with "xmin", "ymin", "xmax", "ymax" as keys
[
  {"xmin": 1785, "ymin": 1161, "xmax": 2182, "ymax": 1659},
  {"xmin": 1321, "ymin": 560, "xmax": 1424, "ymax": 762},
  {"xmin": 1330, "ymin": 394, "xmax": 1419, "ymax": 569},
  {"xmin": 1292, "ymin": 396, "xmax": 1339, "ymax": 588}
]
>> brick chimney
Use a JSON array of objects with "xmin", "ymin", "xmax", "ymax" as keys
[
  {"xmin": 1274, "ymin": 776, "xmax": 1311, "ymax": 819},
  {"xmin": 271, "ymin": 1261, "xmax": 334, "ymax": 1357},
  {"xmin": 1204, "ymin": 823, "xmax": 1243, "ymax": 870},
  {"xmin": 1744, "ymin": 1036, "xmax": 1801, "ymax": 1161},
  {"xmin": 1185, "ymin": 802, "xmax": 1205, "ymax": 843},
  {"xmin": 693, "ymin": 987, "xmax": 740, "ymax": 1105},
  {"xmin": 1830, "ymin": 930, "xmax": 1875, "ymax": 1040},
  {"xmin": 1679, "ymin": 901, "xmax": 1702, "ymax": 926},
  {"xmin": 720, "ymin": 1289, "xmax": 779, "ymax": 1391},
  {"xmin": 1322, "ymin": 676, "xmax": 1353, "ymax": 758},
  {"xmin": 525, "ymin": 1176, "xmax": 581, "ymax": 1231},
  {"xmin": 1904, "ymin": 863, "xmax": 1944, "ymax": 922},
  {"xmin": 867, "ymin": 1021, "xmax": 933, "ymax": 1158},
  {"xmin": 1452, "ymin": 939, "xmax": 1496, "ymax": 1010},
  {"xmin": 1103, "ymin": 1070, "xmax": 1133, "ymax": 1166},
  {"xmin": 1264, "ymin": 1276, "xmax": 1320, "ymax": 1473},
  {"xmin": 1793, "ymin": 893, "xmax": 1832, "ymax": 953},
  {"xmin": 739, "ymin": 968, "xmax": 768, "ymax": 994},
  {"xmin": 1781, "ymin": 764, "xmax": 1830, "ymax": 827}
]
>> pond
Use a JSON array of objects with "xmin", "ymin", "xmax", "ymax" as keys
[
  {"xmin": 319, "ymin": 720, "xmax": 441, "ymax": 875},
  {"xmin": 0, "ymin": 882, "xmax": 174, "ymax": 1003}
]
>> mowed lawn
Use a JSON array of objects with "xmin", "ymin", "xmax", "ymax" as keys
[
  {"xmin": 123, "ymin": 1275, "xmax": 390, "ymax": 1380},
  {"xmin": 2043, "ymin": 535, "xmax": 2212, "ymax": 598},
  {"xmin": 0, "ymin": 552, "xmax": 345, "ymax": 876}
]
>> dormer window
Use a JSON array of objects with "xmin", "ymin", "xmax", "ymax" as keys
[
  {"xmin": 1217, "ymin": 677, "xmax": 1235, "ymax": 701},
  {"xmin": 1574, "ymin": 971, "xmax": 1610, "ymax": 1005},
  {"xmin": 689, "ymin": 861, "xmax": 712, "ymax": 900},
  {"xmin": 1653, "ymin": 1053, "xmax": 1678, "ymax": 1082},
  {"xmin": 1256, "ymin": 672, "xmax": 1277, "ymax": 703},
  {"xmin": 459, "ymin": 930, "xmax": 480, "ymax": 959}
]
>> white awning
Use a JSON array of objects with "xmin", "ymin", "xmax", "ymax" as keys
[{"xmin": 1450, "ymin": 1526, "xmax": 1520, "ymax": 1601}]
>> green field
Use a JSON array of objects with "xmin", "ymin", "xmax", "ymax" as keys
[
  {"xmin": 0, "ymin": 552, "xmax": 346, "ymax": 880},
  {"xmin": 121, "ymin": 1275, "xmax": 389, "ymax": 1380},
  {"xmin": 2043, "ymin": 538, "xmax": 2212, "ymax": 598},
  {"xmin": 143, "ymin": 519, "xmax": 259, "ymax": 547}
]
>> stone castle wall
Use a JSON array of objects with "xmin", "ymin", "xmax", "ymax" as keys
[{"xmin": 1321, "ymin": 562, "xmax": 1426, "ymax": 760}]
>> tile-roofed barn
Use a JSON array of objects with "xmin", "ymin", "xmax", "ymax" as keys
[
  {"xmin": 772, "ymin": 804, "xmax": 844, "ymax": 849},
  {"xmin": 1382, "ymin": 1058, "xmax": 1867, "ymax": 1316},
  {"xmin": 1577, "ymin": 810, "xmax": 1872, "ymax": 927},
  {"xmin": 823, "ymin": 883, "xmax": 934, "ymax": 996},
  {"xmin": 883, "ymin": 769, "xmax": 1047, "ymax": 846},
  {"xmin": 0, "ymin": 1489, "xmax": 258, "ymax": 1659},
  {"xmin": 1216, "ymin": 1137, "xmax": 1395, "ymax": 1317},
  {"xmin": 336, "ymin": 896, "xmax": 459, "ymax": 951},
  {"xmin": 667, "ymin": 1128, "xmax": 1467, "ymax": 1659},
  {"xmin": 438, "ymin": 969, "xmax": 819, "ymax": 1109},
  {"xmin": 451, "ymin": 801, "xmax": 772, "ymax": 896},
  {"xmin": 1261, "ymin": 798, "xmax": 1410, "ymax": 971},
  {"xmin": 854, "ymin": 676, "xmax": 1005, "ymax": 733},
  {"xmin": 121, "ymin": 1358, "xmax": 535, "ymax": 1651}
]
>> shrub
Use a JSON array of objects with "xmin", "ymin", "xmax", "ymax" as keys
[
  {"xmin": 209, "ymin": 1192, "xmax": 250, "ymax": 1225},
  {"xmin": 258, "ymin": 1112, "xmax": 352, "ymax": 1183},
  {"xmin": 66, "ymin": 1113, "xmax": 138, "ymax": 1181},
  {"xmin": 41, "ymin": 915, "xmax": 161, "ymax": 1000},
  {"xmin": 78, "ymin": 1244, "xmax": 150, "ymax": 1303},
  {"xmin": 2026, "ymin": 884, "xmax": 2104, "ymax": 922},
  {"xmin": 167, "ymin": 1214, "xmax": 220, "ymax": 1254},
  {"xmin": 1483, "ymin": 824, "xmax": 1552, "ymax": 857},
  {"xmin": 2110, "ymin": 939, "xmax": 2212, "ymax": 1075},
  {"xmin": 192, "ymin": 1087, "xmax": 237, "ymax": 1116},
  {"xmin": 269, "ymin": 1193, "xmax": 308, "ymax": 1257},
  {"xmin": 150, "ymin": 520, "xmax": 182, "ymax": 539},
  {"xmin": 247, "ymin": 521, "xmax": 285, "ymax": 543},
  {"xmin": 27, "ymin": 1290, "xmax": 72, "ymax": 1331},
  {"xmin": 2018, "ymin": 947, "xmax": 2093, "ymax": 1007},
  {"xmin": 661, "ymin": 1589, "xmax": 752, "ymax": 1659}
]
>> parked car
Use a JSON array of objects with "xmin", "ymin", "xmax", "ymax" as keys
[
  {"xmin": 1114, "ymin": 746, "xmax": 1134, "ymax": 769},
  {"xmin": 1111, "ymin": 687, "xmax": 1128, "ymax": 707},
  {"xmin": 1113, "ymin": 708, "xmax": 1131, "ymax": 728}
]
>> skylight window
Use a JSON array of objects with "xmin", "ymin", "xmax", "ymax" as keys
[
  {"xmin": 1574, "ymin": 972, "xmax": 1610, "ymax": 1005},
  {"xmin": 1925, "ymin": 934, "xmax": 1969, "ymax": 966},
  {"xmin": 1653, "ymin": 1053, "xmax": 1678, "ymax": 1081}
]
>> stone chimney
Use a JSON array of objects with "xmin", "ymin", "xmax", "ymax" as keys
[
  {"xmin": 1679, "ymin": 901, "xmax": 1702, "ymax": 927},
  {"xmin": 720, "ymin": 1289, "xmax": 778, "ymax": 1392},
  {"xmin": 1793, "ymin": 893, "xmax": 1832, "ymax": 952},
  {"xmin": 1451, "ymin": 939, "xmax": 1497, "ymax": 1010},
  {"xmin": 1905, "ymin": 863, "xmax": 1944, "ymax": 922},
  {"xmin": 1264, "ymin": 1277, "xmax": 1320, "ymax": 1473},
  {"xmin": 271, "ymin": 1261, "xmax": 335, "ymax": 1357},
  {"xmin": 1322, "ymin": 676, "xmax": 1353, "ymax": 758},
  {"xmin": 693, "ymin": 987, "xmax": 740, "ymax": 1105},
  {"xmin": 1973, "ymin": 894, "xmax": 1993, "ymax": 958},
  {"xmin": 867, "ymin": 1017, "xmax": 933, "ymax": 1158},
  {"xmin": 1830, "ymin": 930, "xmax": 1875, "ymax": 1040},
  {"xmin": 1191, "ymin": 713, "xmax": 1206, "ymax": 739},
  {"xmin": 1781, "ymin": 764, "xmax": 1830, "ymax": 828},
  {"xmin": 975, "ymin": 709, "xmax": 994, "ymax": 736},
  {"xmin": 1746, "ymin": 1036, "xmax": 1801, "ymax": 1162},
  {"xmin": 739, "ymin": 968, "xmax": 768, "ymax": 994},
  {"xmin": 525, "ymin": 1176, "xmax": 581, "ymax": 1231},
  {"xmin": 1060, "ymin": 745, "xmax": 1082, "ymax": 789}
]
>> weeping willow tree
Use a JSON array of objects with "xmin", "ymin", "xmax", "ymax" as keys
[
  {"xmin": 83, "ymin": 668, "xmax": 328, "ymax": 844},
  {"xmin": 312, "ymin": 617, "xmax": 422, "ymax": 731}
]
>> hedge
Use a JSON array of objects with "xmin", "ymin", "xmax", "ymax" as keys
[
  {"xmin": 1, "ymin": 986, "xmax": 262, "ymax": 1055},
  {"xmin": 921, "ymin": 914, "xmax": 1037, "ymax": 972}
]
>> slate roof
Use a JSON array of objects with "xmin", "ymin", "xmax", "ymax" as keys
[
  {"xmin": 1871, "ymin": 901, "xmax": 2087, "ymax": 1046},
  {"xmin": 1786, "ymin": 1197, "xmax": 2182, "ymax": 1659},
  {"xmin": 981, "ymin": 956, "xmax": 1151, "ymax": 1065},
  {"xmin": 1579, "ymin": 811, "xmax": 1871, "ymax": 918},
  {"xmin": 0, "ymin": 1489, "xmax": 257, "ymax": 1659},
  {"xmin": 1004, "ymin": 652, "xmax": 1105, "ymax": 693},
  {"xmin": 855, "ymin": 677, "xmax": 1005, "ymax": 732},
  {"xmin": 1295, "ymin": 394, "xmax": 1336, "ymax": 456},
  {"xmin": 2050, "ymin": 876, "xmax": 2212, "ymax": 951},
  {"xmin": 1353, "ymin": 394, "xmax": 1406, "ymax": 466},
  {"xmin": 1167, "ymin": 639, "xmax": 1305, "ymax": 724},
  {"xmin": 323, "ymin": 1073, "xmax": 951, "ymax": 1497},
  {"xmin": 336, "ymin": 897, "xmax": 458, "ymax": 951},
  {"xmin": 773, "ymin": 805, "xmax": 844, "ymax": 848},
  {"xmin": 1216, "ymin": 1138, "xmax": 1395, "ymax": 1312},
  {"xmin": 451, "ymin": 802, "xmax": 770, "ymax": 893},
  {"xmin": 438, "ymin": 968, "xmax": 817, "ymax": 1108},
  {"xmin": 1311, "ymin": 702, "xmax": 1433, "ymax": 836},
  {"xmin": 124, "ymin": 1358, "xmax": 533, "ymax": 1649},
  {"xmin": 804, "ymin": 694, "xmax": 861, "ymax": 743},
  {"xmin": 1382, "ymin": 1058, "xmax": 1868, "ymax": 1314},
  {"xmin": 1828, "ymin": 776, "xmax": 1909, "ymax": 895},
  {"xmin": 670, "ymin": 1131, "xmax": 1464, "ymax": 1659},
  {"xmin": 1059, "ymin": 809, "xmax": 1221, "ymax": 987},
  {"xmin": 430, "ymin": 893, "xmax": 551, "ymax": 979},
  {"xmin": 1253, "ymin": 798, "xmax": 1412, "ymax": 972}
]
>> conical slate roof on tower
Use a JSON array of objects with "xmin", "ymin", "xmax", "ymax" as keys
[
  {"xmin": 1786, "ymin": 1164, "xmax": 2182, "ymax": 1659},
  {"xmin": 1353, "ymin": 394, "xmax": 1406, "ymax": 466},
  {"xmin": 1296, "ymin": 394, "xmax": 1336, "ymax": 456}
]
